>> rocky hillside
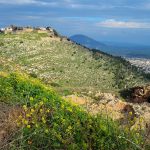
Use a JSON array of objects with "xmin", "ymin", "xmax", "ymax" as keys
[{"xmin": 0, "ymin": 26, "xmax": 149, "ymax": 96}]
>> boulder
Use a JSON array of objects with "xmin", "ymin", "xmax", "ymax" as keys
[{"xmin": 131, "ymin": 85, "xmax": 150, "ymax": 103}]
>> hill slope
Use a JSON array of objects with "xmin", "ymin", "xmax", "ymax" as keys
[{"xmin": 0, "ymin": 30, "xmax": 149, "ymax": 95}]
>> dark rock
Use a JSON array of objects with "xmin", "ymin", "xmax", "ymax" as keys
[{"xmin": 131, "ymin": 85, "xmax": 150, "ymax": 103}]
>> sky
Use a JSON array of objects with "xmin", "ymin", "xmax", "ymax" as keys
[{"xmin": 1, "ymin": 0, "xmax": 150, "ymax": 45}]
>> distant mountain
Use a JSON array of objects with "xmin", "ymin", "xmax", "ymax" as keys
[
  {"xmin": 70, "ymin": 34, "xmax": 107, "ymax": 50},
  {"xmin": 70, "ymin": 34, "xmax": 150, "ymax": 58}
]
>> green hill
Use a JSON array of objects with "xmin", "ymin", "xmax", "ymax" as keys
[{"xmin": 0, "ymin": 31, "xmax": 149, "ymax": 96}]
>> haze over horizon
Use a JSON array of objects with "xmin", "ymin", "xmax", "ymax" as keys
[{"xmin": 1, "ymin": 0, "xmax": 150, "ymax": 45}]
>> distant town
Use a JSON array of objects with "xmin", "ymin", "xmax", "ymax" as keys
[{"xmin": 126, "ymin": 57, "xmax": 150, "ymax": 73}]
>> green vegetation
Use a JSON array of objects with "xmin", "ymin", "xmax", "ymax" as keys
[
  {"xmin": 0, "ymin": 32, "xmax": 149, "ymax": 96},
  {"xmin": 0, "ymin": 72, "xmax": 146, "ymax": 149}
]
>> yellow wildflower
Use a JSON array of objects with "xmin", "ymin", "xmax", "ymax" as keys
[
  {"xmin": 18, "ymin": 115, "xmax": 22, "ymax": 119},
  {"xmin": 31, "ymin": 109, "xmax": 35, "ymax": 113},
  {"xmin": 23, "ymin": 105, "xmax": 27, "ymax": 111},
  {"xmin": 27, "ymin": 125, "xmax": 31, "ymax": 128},
  {"xmin": 30, "ymin": 97, "xmax": 34, "ymax": 101},
  {"xmin": 67, "ymin": 107, "xmax": 72, "ymax": 112},
  {"xmin": 139, "ymin": 117, "xmax": 144, "ymax": 123},
  {"xmin": 24, "ymin": 120, "xmax": 28, "ymax": 125},
  {"xmin": 35, "ymin": 124, "xmax": 39, "ymax": 128},
  {"xmin": 26, "ymin": 114, "xmax": 31, "ymax": 118},
  {"xmin": 129, "ymin": 111, "xmax": 132, "ymax": 115},
  {"xmin": 46, "ymin": 109, "xmax": 50, "ymax": 113},
  {"xmin": 42, "ymin": 117, "xmax": 46, "ymax": 123},
  {"xmin": 45, "ymin": 129, "xmax": 49, "ymax": 133},
  {"xmin": 39, "ymin": 101, "xmax": 44, "ymax": 106}
]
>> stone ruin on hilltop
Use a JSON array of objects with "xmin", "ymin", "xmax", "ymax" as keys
[{"xmin": 0, "ymin": 25, "xmax": 58, "ymax": 37}]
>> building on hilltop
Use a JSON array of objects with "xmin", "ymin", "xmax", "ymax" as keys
[
  {"xmin": 2, "ymin": 25, "xmax": 59, "ymax": 36},
  {"xmin": 4, "ymin": 26, "xmax": 13, "ymax": 34},
  {"xmin": 36, "ymin": 27, "xmax": 48, "ymax": 33},
  {"xmin": 22, "ymin": 27, "xmax": 34, "ymax": 33}
]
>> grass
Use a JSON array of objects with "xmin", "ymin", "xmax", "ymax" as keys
[{"xmin": 0, "ymin": 71, "xmax": 147, "ymax": 150}]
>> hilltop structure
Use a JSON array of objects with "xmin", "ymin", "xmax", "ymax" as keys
[{"xmin": 0, "ymin": 25, "xmax": 57, "ymax": 37}]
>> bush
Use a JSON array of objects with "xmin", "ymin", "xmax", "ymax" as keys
[
  {"xmin": 50, "ymin": 82, "xmax": 61, "ymax": 87},
  {"xmin": 0, "ymin": 42, "xmax": 4, "ymax": 46},
  {"xmin": 29, "ymin": 72, "xmax": 37, "ymax": 78}
]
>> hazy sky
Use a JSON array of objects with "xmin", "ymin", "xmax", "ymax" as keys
[{"xmin": 1, "ymin": 0, "xmax": 150, "ymax": 45}]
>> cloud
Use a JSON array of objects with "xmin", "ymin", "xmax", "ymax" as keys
[
  {"xmin": 96, "ymin": 19, "xmax": 150, "ymax": 29},
  {"xmin": 0, "ymin": 0, "xmax": 36, "ymax": 4},
  {"xmin": 0, "ymin": 0, "xmax": 126, "ymax": 10},
  {"xmin": 141, "ymin": 2, "xmax": 150, "ymax": 10},
  {"xmin": 0, "ymin": 0, "xmax": 57, "ymax": 6}
]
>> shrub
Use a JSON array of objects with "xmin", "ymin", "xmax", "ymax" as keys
[
  {"xmin": 29, "ymin": 72, "xmax": 38, "ymax": 78},
  {"xmin": 50, "ymin": 82, "xmax": 61, "ymax": 87},
  {"xmin": 0, "ymin": 42, "xmax": 4, "ymax": 46}
]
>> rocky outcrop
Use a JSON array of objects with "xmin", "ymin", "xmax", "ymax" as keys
[
  {"xmin": 64, "ymin": 93, "xmax": 136, "ymax": 121},
  {"xmin": 64, "ymin": 92, "xmax": 150, "ymax": 129},
  {"xmin": 131, "ymin": 85, "xmax": 150, "ymax": 103}
]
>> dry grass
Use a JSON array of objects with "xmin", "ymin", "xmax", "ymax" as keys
[{"xmin": 0, "ymin": 103, "xmax": 22, "ymax": 149}]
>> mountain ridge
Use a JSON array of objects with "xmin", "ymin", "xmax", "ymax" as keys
[
  {"xmin": 70, "ymin": 34, "xmax": 106, "ymax": 49},
  {"xmin": 70, "ymin": 34, "xmax": 150, "ymax": 58}
]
